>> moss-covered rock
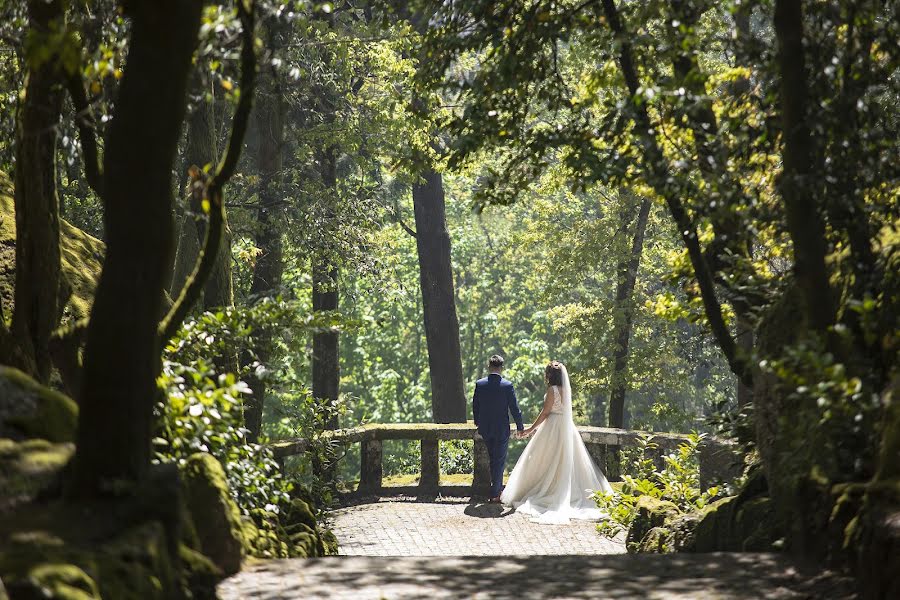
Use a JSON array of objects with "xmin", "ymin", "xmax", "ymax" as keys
[
  {"xmin": 0, "ymin": 438, "xmax": 74, "ymax": 509},
  {"xmin": 179, "ymin": 453, "xmax": 245, "ymax": 576},
  {"xmin": 626, "ymin": 496, "xmax": 679, "ymax": 553},
  {"xmin": 628, "ymin": 466, "xmax": 784, "ymax": 555},
  {"xmin": 177, "ymin": 545, "xmax": 221, "ymax": 600},
  {"xmin": 321, "ymin": 529, "xmax": 339, "ymax": 556},
  {"xmin": 9, "ymin": 563, "xmax": 99, "ymax": 600},
  {"xmin": 0, "ymin": 520, "xmax": 184, "ymax": 600},
  {"xmin": 0, "ymin": 173, "xmax": 104, "ymax": 325},
  {"xmin": 0, "ymin": 367, "xmax": 78, "ymax": 443},
  {"xmin": 636, "ymin": 526, "xmax": 672, "ymax": 553}
]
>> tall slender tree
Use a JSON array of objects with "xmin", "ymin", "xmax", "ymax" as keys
[
  {"xmin": 243, "ymin": 45, "xmax": 285, "ymax": 442},
  {"xmin": 412, "ymin": 170, "xmax": 467, "ymax": 423},
  {"xmin": 11, "ymin": 0, "xmax": 66, "ymax": 382},
  {"xmin": 312, "ymin": 147, "xmax": 340, "ymax": 429},
  {"xmin": 603, "ymin": 192, "xmax": 652, "ymax": 429}
]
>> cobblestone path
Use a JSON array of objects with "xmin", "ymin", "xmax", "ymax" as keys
[
  {"xmin": 329, "ymin": 497, "xmax": 625, "ymax": 556},
  {"xmin": 218, "ymin": 498, "xmax": 858, "ymax": 599}
]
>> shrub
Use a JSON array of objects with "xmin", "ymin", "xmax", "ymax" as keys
[{"xmin": 593, "ymin": 432, "xmax": 723, "ymax": 536}]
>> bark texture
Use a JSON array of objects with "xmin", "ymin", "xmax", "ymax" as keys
[
  {"xmin": 773, "ymin": 0, "xmax": 834, "ymax": 336},
  {"xmin": 312, "ymin": 151, "xmax": 340, "ymax": 430},
  {"xmin": 71, "ymin": 0, "xmax": 204, "ymax": 496},
  {"xmin": 11, "ymin": 0, "xmax": 66, "ymax": 382},
  {"xmin": 243, "ymin": 64, "xmax": 285, "ymax": 442},
  {"xmin": 187, "ymin": 95, "xmax": 234, "ymax": 310},
  {"xmin": 412, "ymin": 171, "xmax": 466, "ymax": 424}
]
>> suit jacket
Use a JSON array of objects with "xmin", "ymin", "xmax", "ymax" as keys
[{"xmin": 473, "ymin": 373, "xmax": 524, "ymax": 440}]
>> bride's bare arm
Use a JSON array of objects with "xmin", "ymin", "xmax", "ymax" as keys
[{"xmin": 523, "ymin": 388, "xmax": 555, "ymax": 436}]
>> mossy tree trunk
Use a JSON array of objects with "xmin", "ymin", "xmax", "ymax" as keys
[
  {"xmin": 243, "ymin": 59, "xmax": 285, "ymax": 442},
  {"xmin": 604, "ymin": 192, "xmax": 652, "ymax": 429},
  {"xmin": 11, "ymin": 0, "xmax": 66, "ymax": 383},
  {"xmin": 412, "ymin": 170, "xmax": 467, "ymax": 424},
  {"xmin": 70, "ymin": 0, "xmax": 204, "ymax": 497}
]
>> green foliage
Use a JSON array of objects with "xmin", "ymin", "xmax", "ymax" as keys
[
  {"xmin": 762, "ymin": 339, "xmax": 881, "ymax": 483},
  {"xmin": 594, "ymin": 433, "xmax": 723, "ymax": 536},
  {"xmin": 265, "ymin": 386, "xmax": 346, "ymax": 508},
  {"xmin": 440, "ymin": 439, "xmax": 474, "ymax": 476},
  {"xmin": 153, "ymin": 360, "xmax": 290, "ymax": 517}
]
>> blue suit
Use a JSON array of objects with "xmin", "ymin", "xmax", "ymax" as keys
[{"xmin": 473, "ymin": 373, "xmax": 524, "ymax": 497}]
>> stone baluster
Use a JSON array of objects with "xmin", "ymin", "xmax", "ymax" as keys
[
  {"xmin": 586, "ymin": 442, "xmax": 607, "ymax": 481},
  {"xmin": 419, "ymin": 439, "xmax": 440, "ymax": 495},
  {"xmin": 472, "ymin": 438, "xmax": 491, "ymax": 496},
  {"xmin": 359, "ymin": 439, "xmax": 383, "ymax": 495}
]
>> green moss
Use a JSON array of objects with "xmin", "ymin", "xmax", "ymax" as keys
[
  {"xmin": 179, "ymin": 453, "xmax": 245, "ymax": 576},
  {"xmin": 626, "ymin": 496, "xmax": 679, "ymax": 553},
  {"xmin": 321, "ymin": 529, "xmax": 339, "ymax": 556},
  {"xmin": 0, "ymin": 438, "xmax": 73, "ymax": 505},
  {"xmin": 27, "ymin": 563, "xmax": 100, "ymax": 600},
  {"xmin": 735, "ymin": 496, "xmax": 778, "ymax": 551},
  {"xmin": 1, "ymin": 366, "xmax": 78, "ymax": 442},
  {"xmin": 178, "ymin": 544, "xmax": 221, "ymax": 600},
  {"xmin": 636, "ymin": 527, "xmax": 672, "ymax": 553},
  {"xmin": 0, "ymin": 173, "xmax": 105, "ymax": 324}
]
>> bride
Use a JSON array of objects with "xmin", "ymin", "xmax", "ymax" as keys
[{"xmin": 500, "ymin": 361, "xmax": 613, "ymax": 524}]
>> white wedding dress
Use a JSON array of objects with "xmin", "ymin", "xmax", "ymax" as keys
[{"xmin": 500, "ymin": 364, "xmax": 612, "ymax": 524}]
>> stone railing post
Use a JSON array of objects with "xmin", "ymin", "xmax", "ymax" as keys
[
  {"xmin": 472, "ymin": 438, "xmax": 491, "ymax": 496},
  {"xmin": 419, "ymin": 439, "xmax": 440, "ymax": 494},
  {"xmin": 359, "ymin": 439, "xmax": 382, "ymax": 495},
  {"xmin": 586, "ymin": 442, "xmax": 607, "ymax": 481}
]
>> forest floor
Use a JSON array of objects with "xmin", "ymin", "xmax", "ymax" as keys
[{"xmin": 218, "ymin": 497, "xmax": 860, "ymax": 599}]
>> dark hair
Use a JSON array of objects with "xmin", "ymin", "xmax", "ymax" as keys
[
  {"xmin": 488, "ymin": 355, "xmax": 505, "ymax": 370},
  {"xmin": 545, "ymin": 361, "xmax": 563, "ymax": 386}
]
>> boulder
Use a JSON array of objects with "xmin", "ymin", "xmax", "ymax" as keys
[
  {"xmin": 0, "ymin": 367, "xmax": 78, "ymax": 443},
  {"xmin": 0, "ymin": 174, "xmax": 104, "ymax": 325},
  {"xmin": 626, "ymin": 496, "xmax": 679, "ymax": 553},
  {"xmin": 0, "ymin": 438, "xmax": 74, "ymax": 510},
  {"xmin": 0, "ymin": 521, "xmax": 184, "ymax": 600},
  {"xmin": 6, "ymin": 563, "xmax": 99, "ymax": 600},
  {"xmin": 179, "ymin": 453, "xmax": 245, "ymax": 576}
]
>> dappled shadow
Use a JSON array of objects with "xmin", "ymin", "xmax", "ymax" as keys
[
  {"xmin": 219, "ymin": 553, "xmax": 859, "ymax": 599},
  {"xmin": 463, "ymin": 502, "xmax": 515, "ymax": 519}
]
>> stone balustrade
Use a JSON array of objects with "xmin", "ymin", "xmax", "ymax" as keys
[{"xmin": 269, "ymin": 422, "xmax": 742, "ymax": 496}]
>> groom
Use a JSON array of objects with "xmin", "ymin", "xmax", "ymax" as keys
[{"xmin": 472, "ymin": 355, "xmax": 524, "ymax": 503}]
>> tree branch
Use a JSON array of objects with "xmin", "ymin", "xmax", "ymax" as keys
[
  {"xmin": 66, "ymin": 71, "xmax": 103, "ymax": 196},
  {"xmin": 159, "ymin": 0, "xmax": 257, "ymax": 343}
]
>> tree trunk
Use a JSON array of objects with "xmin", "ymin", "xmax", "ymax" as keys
[
  {"xmin": 312, "ymin": 149, "xmax": 340, "ymax": 430},
  {"xmin": 243, "ymin": 65, "xmax": 285, "ymax": 442},
  {"xmin": 412, "ymin": 170, "xmax": 467, "ymax": 424},
  {"xmin": 604, "ymin": 193, "xmax": 652, "ymax": 429},
  {"xmin": 70, "ymin": 0, "xmax": 203, "ymax": 497},
  {"xmin": 11, "ymin": 0, "xmax": 66, "ymax": 382},
  {"xmin": 186, "ymin": 95, "xmax": 234, "ymax": 311},
  {"xmin": 170, "ymin": 204, "xmax": 202, "ymax": 297},
  {"xmin": 773, "ymin": 0, "xmax": 834, "ymax": 336}
]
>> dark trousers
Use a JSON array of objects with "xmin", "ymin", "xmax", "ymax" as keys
[{"xmin": 483, "ymin": 435, "xmax": 509, "ymax": 498}]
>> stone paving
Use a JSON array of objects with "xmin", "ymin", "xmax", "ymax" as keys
[
  {"xmin": 329, "ymin": 497, "xmax": 625, "ymax": 556},
  {"xmin": 219, "ymin": 554, "xmax": 858, "ymax": 599},
  {"xmin": 218, "ymin": 498, "xmax": 859, "ymax": 600}
]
